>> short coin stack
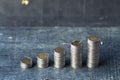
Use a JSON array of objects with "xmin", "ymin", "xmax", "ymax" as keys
[
  {"xmin": 54, "ymin": 47, "xmax": 66, "ymax": 68},
  {"xmin": 37, "ymin": 53, "xmax": 49, "ymax": 68},
  {"xmin": 87, "ymin": 35, "xmax": 101, "ymax": 68},
  {"xmin": 71, "ymin": 40, "xmax": 83, "ymax": 69},
  {"xmin": 20, "ymin": 57, "xmax": 33, "ymax": 69}
]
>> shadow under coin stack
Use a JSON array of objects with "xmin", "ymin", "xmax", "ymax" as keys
[
  {"xmin": 71, "ymin": 40, "xmax": 83, "ymax": 69},
  {"xmin": 37, "ymin": 53, "xmax": 49, "ymax": 68},
  {"xmin": 54, "ymin": 47, "xmax": 66, "ymax": 68},
  {"xmin": 87, "ymin": 35, "xmax": 101, "ymax": 68}
]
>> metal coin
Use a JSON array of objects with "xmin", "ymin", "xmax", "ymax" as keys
[
  {"xmin": 87, "ymin": 35, "xmax": 101, "ymax": 68},
  {"xmin": 54, "ymin": 47, "xmax": 66, "ymax": 68},
  {"xmin": 71, "ymin": 40, "xmax": 83, "ymax": 69},
  {"xmin": 20, "ymin": 57, "xmax": 32, "ymax": 69},
  {"xmin": 37, "ymin": 53, "xmax": 49, "ymax": 68}
]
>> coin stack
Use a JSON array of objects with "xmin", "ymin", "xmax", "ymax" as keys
[
  {"xmin": 87, "ymin": 35, "xmax": 101, "ymax": 68},
  {"xmin": 20, "ymin": 57, "xmax": 33, "ymax": 69},
  {"xmin": 71, "ymin": 40, "xmax": 83, "ymax": 69},
  {"xmin": 37, "ymin": 53, "xmax": 49, "ymax": 68},
  {"xmin": 54, "ymin": 47, "xmax": 66, "ymax": 68}
]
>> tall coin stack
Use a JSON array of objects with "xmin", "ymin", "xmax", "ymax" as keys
[
  {"xmin": 71, "ymin": 40, "xmax": 83, "ymax": 69},
  {"xmin": 37, "ymin": 53, "xmax": 49, "ymax": 68},
  {"xmin": 54, "ymin": 47, "xmax": 66, "ymax": 68},
  {"xmin": 87, "ymin": 35, "xmax": 101, "ymax": 68}
]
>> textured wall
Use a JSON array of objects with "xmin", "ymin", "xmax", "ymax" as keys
[{"xmin": 0, "ymin": 0, "xmax": 120, "ymax": 26}]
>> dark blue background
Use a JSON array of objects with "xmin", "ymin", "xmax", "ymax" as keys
[{"xmin": 0, "ymin": 0, "xmax": 120, "ymax": 26}]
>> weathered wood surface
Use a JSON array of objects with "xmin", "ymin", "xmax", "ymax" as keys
[{"xmin": 0, "ymin": 27, "xmax": 119, "ymax": 80}]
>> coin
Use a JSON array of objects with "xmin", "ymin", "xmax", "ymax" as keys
[
  {"xmin": 71, "ymin": 40, "xmax": 83, "ymax": 69},
  {"xmin": 54, "ymin": 47, "xmax": 66, "ymax": 68},
  {"xmin": 87, "ymin": 35, "xmax": 101, "ymax": 68},
  {"xmin": 37, "ymin": 53, "xmax": 49, "ymax": 68},
  {"xmin": 20, "ymin": 57, "xmax": 32, "ymax": 69}
]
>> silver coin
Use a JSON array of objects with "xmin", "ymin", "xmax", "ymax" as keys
[
  {"xmin": 37, "ymin": 53, "xmax": 49, "ymax": 68},
  {"xmin": 54, "ymin": 47, "xmax": 66, "ymax": 57},
  {"xmin": 20, "ymin": 57, "xmax": 32, "ymax": 69},
  {"xmin": 71, "ymin": 40, "xmax": 83, "ymax": 69},
  {"xmin": 87, "ymin": 35, "xmax": 101, "ymax": 69},
  {"xmin": 54, "ymin": 47, "xmax": 66, "ymax": 68},
  {"xmin": 88, "ymin": 36, "xmax": 100, "ymax": 44}
]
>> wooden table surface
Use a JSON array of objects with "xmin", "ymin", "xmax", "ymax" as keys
[{"xmin": 0, "ymin": 27, "xmax": 119, "ymax": 80}]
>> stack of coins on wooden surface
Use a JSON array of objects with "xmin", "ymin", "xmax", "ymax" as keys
[
  {"xmin": 87, "ymin": 35, "xmax": 101, "ymax": 68},
  {"xmin": 20, "ymin": 35, "xmax": 101, "ymax": 69},
  {"xmin": 71, "ymin": 40, "xmax": 83, "ymax": 69},
  {"xmin": 54, "ymin": 47, "xmax": 66, "ymax": 68},
  {"xmin": 37, "ymin": 53, "xmax": 49, "ymax": 68}
]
